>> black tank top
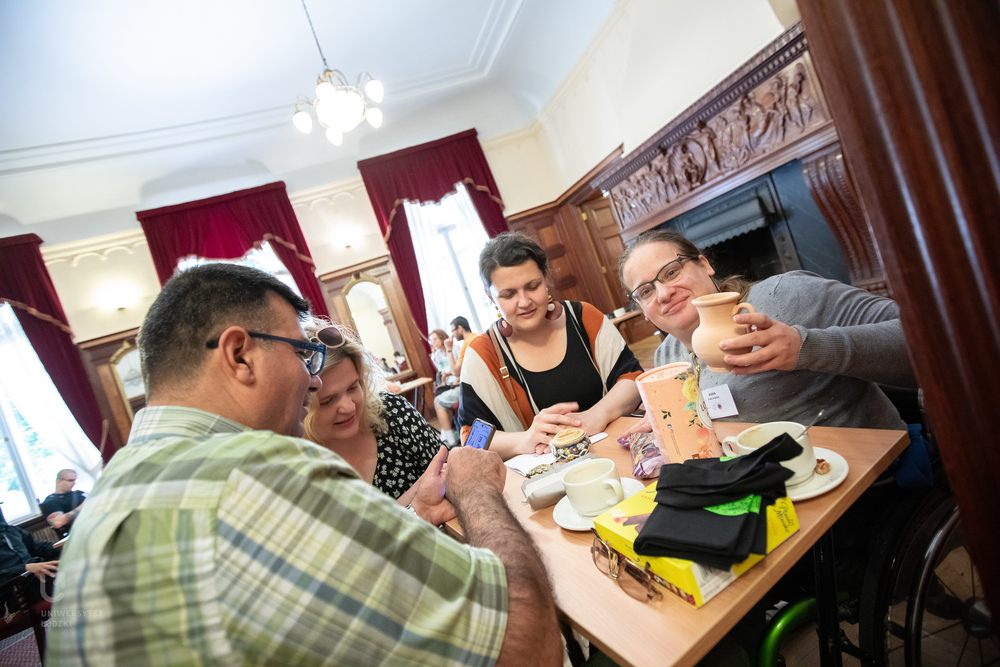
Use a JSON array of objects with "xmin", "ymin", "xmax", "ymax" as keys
[{"xmin": 506, "ymin": 305, "xmax": 605, "ymax": 412}]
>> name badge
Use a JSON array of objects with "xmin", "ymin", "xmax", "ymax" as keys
[{"xmin": 704, "ymin": 384, "xmax": 739, "ymax": 419}]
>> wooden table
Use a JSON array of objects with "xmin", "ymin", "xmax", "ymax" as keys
[
  {"xmin": 451, "ymin": 418, "xmax": 909, "ymax": 667},
  {"xmin": 396, "ymin": 377, "xmax": 432, "ymax": 413}
]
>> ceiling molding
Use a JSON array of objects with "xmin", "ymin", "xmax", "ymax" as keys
[
  {"xmin": 289, "ymin": 175, "xmax": 368, "ymax": 210},
  {"xmin": 1, "ymin": 0, "xmax": 526, "ymax": 177},
  {"xmin": 41, "ymin": 228, "xmax": 148, "ymax": 267},
  {"xmin": 390, "ymin": 0, "xmax": 526, "ymax": 98}
]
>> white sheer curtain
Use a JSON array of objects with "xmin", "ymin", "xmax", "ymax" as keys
[
  {"xmin": 0, "ymin": 304, "xmax": 100, "ymax": 519},
  {"xmin": 404, "ymin": 182, "xmax": 496, "ymax": 334}
]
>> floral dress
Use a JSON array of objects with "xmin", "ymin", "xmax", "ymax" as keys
[{"xmin": 372, "ymin": 391, "xmax": 442, "ymax": 499}]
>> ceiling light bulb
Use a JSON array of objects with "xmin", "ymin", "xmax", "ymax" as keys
[
  {"xmin": 292, "ymin": 110, "xmax": 313, "ymax": 134},
  {"xmin": 325, "ymin": 127, "xmax": 343, "ymax": 146},
  {"xmin": 325, "ymin": 89, "xmax": 366, "ymax": 132},
  {"xmin": 315, "ymin": 80, "xmax": 336, "ymax": 100},
  {"xmin": 366, "ymin": 107, "xmax": 383, "ymax": 128},
  {"xmin": 365, "ymin": 79, "xmax": 384, "ymax": 103}
]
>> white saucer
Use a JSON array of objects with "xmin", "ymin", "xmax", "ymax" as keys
[
  {"xmin": 787, "ymin": 447, "xmax": 849, "ymax": 501},
  {"xmin": 553, "ymin": 478, "xmax": 648, "ymax": 531}
]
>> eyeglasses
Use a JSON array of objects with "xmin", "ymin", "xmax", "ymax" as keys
[
  {"xmin": 206, "ymin": 326, "xmax": 346, "ymax": 376},
  {"xmin": 629, "ymin": 255, "xmax": 699, "ymax": 305},
  {"xmin": 591, "ymin": 532, "xmax": 662, "ymax": 602}
]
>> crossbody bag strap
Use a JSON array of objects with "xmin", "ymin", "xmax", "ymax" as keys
[
  {"xmin": 564, "ymin": 301, "xmax": 607, "ymax": 397},
  {"xmin": 488, "ymin": 324, "xmax": 532, "ymax": 430}
]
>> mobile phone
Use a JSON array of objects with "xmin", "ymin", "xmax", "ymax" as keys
[{"xmin": 466, "ymin": 418, "xmax": 496, "ymax": 450}]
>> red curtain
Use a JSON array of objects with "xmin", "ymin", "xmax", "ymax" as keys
[
  {"xmin": 136, "ymin": 182, "xmax": 329, "ymax": 317},
  {"xmin": 0, "ymin": 234, "xmax": 113, "ymax": 462},
  {"xmin": 356, "ymin": 128, "xmax": 508, "ymax": 339}
]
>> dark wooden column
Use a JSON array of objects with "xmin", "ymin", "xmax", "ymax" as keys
[{"xmin": 797, "ymin": 0, "xmax": 1000, "ymax": 616}]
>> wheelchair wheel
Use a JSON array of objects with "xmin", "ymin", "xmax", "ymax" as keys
[{"xmin": 859, "ymin": 488, "xmax": 996, "ymax": 667}]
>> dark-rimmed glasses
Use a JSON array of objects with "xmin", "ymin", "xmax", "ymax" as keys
[
  {"xmin": 206, "ymin": 326, "xmax": 345, "ymax": 376},
  {"xmin": 629, "ymin": 255, "xmax": 699, "ymax": 305},
  {"xmin": 591, "ymin": 532, "xmax": 662, "ymax": 602}
]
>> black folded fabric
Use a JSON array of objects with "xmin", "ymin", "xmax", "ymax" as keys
[
  {"xmin": 634, "ymin": 494, "xmax": 771, "ymax": 569},
  {"xmin": 654, "ymin": 434, "xmax": 800, "ymax": 509},
  {"xmin": 633, "ymin": 434, "xmax": 799, "ymax": 569}
]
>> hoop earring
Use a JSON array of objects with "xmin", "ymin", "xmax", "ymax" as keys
[{"xmin": 545, "ymin": 294, "xmax": 563, "ymax": 320}]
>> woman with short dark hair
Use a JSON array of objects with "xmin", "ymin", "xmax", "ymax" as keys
[{"xmin": 459, "ymin": 232, "xmax": 643, "ymax": 460}]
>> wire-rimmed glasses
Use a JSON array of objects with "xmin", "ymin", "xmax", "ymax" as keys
[
  {"xmin": 629, "ymin": 255, "xmax": 699, "ymax": 305},
  {"xmin": 591, "ymin": 532, "xmax": 662, "ymax": 602}
]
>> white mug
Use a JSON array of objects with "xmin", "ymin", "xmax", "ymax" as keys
[
  {"xmin": 562, "ymin": 459, "xmax": 624, "ymax": 517},
  {"xmin": 721, "ymin": 421, "xmax": 816, "ymax": 487},
  {"xmin": 613, "ymin": 307, "xmax": 627, "ymax": 318}
]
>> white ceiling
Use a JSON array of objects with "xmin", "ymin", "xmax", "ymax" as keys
[{"xmin": 0, "ymin": 0, "xmax": 615, "ymax": 241}]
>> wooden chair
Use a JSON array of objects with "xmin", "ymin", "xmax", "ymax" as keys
[{"xmin": 0, "ymin": 571, "xmax": 49, "ymax": 660}]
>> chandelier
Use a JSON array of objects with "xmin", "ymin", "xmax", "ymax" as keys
[{"xmin": 292, "ymin": 0, "xmax": 384, "ymax": 146}]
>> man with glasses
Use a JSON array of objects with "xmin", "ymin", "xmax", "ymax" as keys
[
  {"xmin": 48, "ymin": 263, "xmax": 560, "ymax": 667},
  {"xmin": 41, "ymin": 469, "xmax": 86, "ymax": 536}
]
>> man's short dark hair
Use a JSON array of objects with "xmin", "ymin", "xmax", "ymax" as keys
[
  {"xmin": 478, "ymin": 232, "xmax": 548, "ymax": 289},
  {"xmin": 450, "ymin": 316, "xmax": 471, "ymax": 332},
  {"xmin": 138, "ymin": 264, "xmax": 310, "ymax": 398}
]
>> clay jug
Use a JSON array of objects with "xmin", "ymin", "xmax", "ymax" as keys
[{"xmin": 690, "ymin": 292, "xmax": 755, "ymax": 372}]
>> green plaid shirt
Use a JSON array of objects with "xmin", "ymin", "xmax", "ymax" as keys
[{"xmin": 48, "ymin": 406, "xmax": 507, "ymax": 666}]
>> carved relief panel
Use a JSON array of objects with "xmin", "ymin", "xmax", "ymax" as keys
[{"xmin": 609, "ymin": 56, "xmax": 831, "ymax": 231}]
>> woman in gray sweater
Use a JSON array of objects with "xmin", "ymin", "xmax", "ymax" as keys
[{"xmin": 618, "ymin": 227, "xmax": 917, "ymax": 431}]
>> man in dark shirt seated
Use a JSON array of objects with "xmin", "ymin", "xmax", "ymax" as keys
[
  {"xmin": 40, "ymin": 469, "xmax": 86, "ymax": 537},
  {"xmin": 0, "ymin": 505, "xmax": 60, "ymax": 605}
]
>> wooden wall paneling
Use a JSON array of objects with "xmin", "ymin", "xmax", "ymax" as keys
[
  {"xmin": 580, "ymin": 196, "xmax": 630, "ymax": 310},
  {"xmin": 78, "ymin": 329, "xmax": 140, "ymax": 451},
  {"xmin": 507, "ymin": 147, "xmax": 626, "ymax": 314},
  {"xmin": 798, "ymin": 0, "xmax": 1000, "ymax": 618},
  {"xmin": 802, "ymin": 143, "xmax": 889, "ymax": 295}
]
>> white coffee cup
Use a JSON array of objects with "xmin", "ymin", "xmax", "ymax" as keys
[
  {"xmin": 721, "ymin": 421, "xmax": 816, "ymax": 487},
  {"xmin": 562, "ymin": 459, "xmax": 625, "ymax": 517},
  {"xmin": 613, "ymin": 307, "xmax": 627, "ymax": 318}
]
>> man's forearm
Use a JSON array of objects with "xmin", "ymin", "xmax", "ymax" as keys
[{"xmin": 455, "ymin": 489, "xmax": 561, "ymax": 667}]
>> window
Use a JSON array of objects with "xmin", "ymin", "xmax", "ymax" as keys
[
  {"xmin": 176, "ymin": 241, "xmax": 302, "ymax": 297},
  {"xmin": 404, "ymin": 183, "xmax": 495, "ymax": 332},
  {"xmin": 0, "ymin": 304, "xmax": 99, "ymax": 522}
]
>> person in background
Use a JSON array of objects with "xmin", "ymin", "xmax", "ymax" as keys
[
  {"xmin": 303, "ymin": 320, "xmax": 450, "ymax": 512},
  {"xmin": 431, "ymin": 316, "xmax": 476, "ymax": 446},
  {"xmin": 41, "ymin": 469, "xmax": 86, "ymax": 537},
  {"xmin": 429, "ymin": 328, "xmax": 460, "ymax": 445},
  {"xmin": 0, "ymin": 505, "xmax": 60, "ymax": 604},
  {"xmin": 460, "ymin": 232, "xmax": 644, "ymax": 460},
  {"xmin": 48, "ymin": 263, "xmax": 561, "ymax": 667}
]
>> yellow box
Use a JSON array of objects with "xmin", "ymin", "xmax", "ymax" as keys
[{"xmin": 593, "ymin": 482, "xmax": 799, "ymax": 607}]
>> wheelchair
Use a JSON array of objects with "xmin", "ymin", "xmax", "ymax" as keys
[{"xmin": 760, "ymin": 389, "xmax": 996, "ymax": 667}]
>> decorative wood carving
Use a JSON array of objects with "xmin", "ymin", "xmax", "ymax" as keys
[
  {"xmin": 78, "ymin": 328, "xmax": 140, "ymax": 452},
  {"xmin": 802, "ymin": 143, "xmax": 889, "ymax": 295},
  {"xmin": 798, "ymin": 0, "xmax": 1000, "ymax": 615},
  {"xmin": 594, "ymin": 23, "xmax": 890, "ymax": 299},
  {"xmin": 609, "ymin": 58, "xmax": 829, "ymax": 231}
]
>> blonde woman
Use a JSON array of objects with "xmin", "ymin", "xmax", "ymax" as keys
[{"xmin": 303, "ymin": 320, "xmax": 452, "ymax": 524}]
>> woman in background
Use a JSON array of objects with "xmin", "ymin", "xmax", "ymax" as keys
[{"xmin": 460, "ymin": 232, "xmax": 643, "ymax": 460}]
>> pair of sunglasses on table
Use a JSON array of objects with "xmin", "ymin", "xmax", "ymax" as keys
[
  {"xmin": 206, "ymin": 325, "xmax": 345, "ymax": 376},
  {"xmin": 591, "ymin": 531, "xmax": 662, "ymax": 603}
]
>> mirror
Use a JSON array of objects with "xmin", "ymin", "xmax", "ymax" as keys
[
  {"xmin": 109, "ymin": 340, "xmax": 146, "ymax": 421},
  {"xmin": 343, "ymin": 274, "xmax": 410, "ymax": 380}
]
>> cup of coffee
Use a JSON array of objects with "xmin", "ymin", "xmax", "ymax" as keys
[
  {"xmin": 562, "ymin": 458, "xmax": 624, "ymax": 517},
  {"xmin": 551, "ymin": 427, "xmax": 591, "ymax": 463},
  {"xmin": 721, "ymin": 421, "xmax": 816, "ymax": 487}
]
